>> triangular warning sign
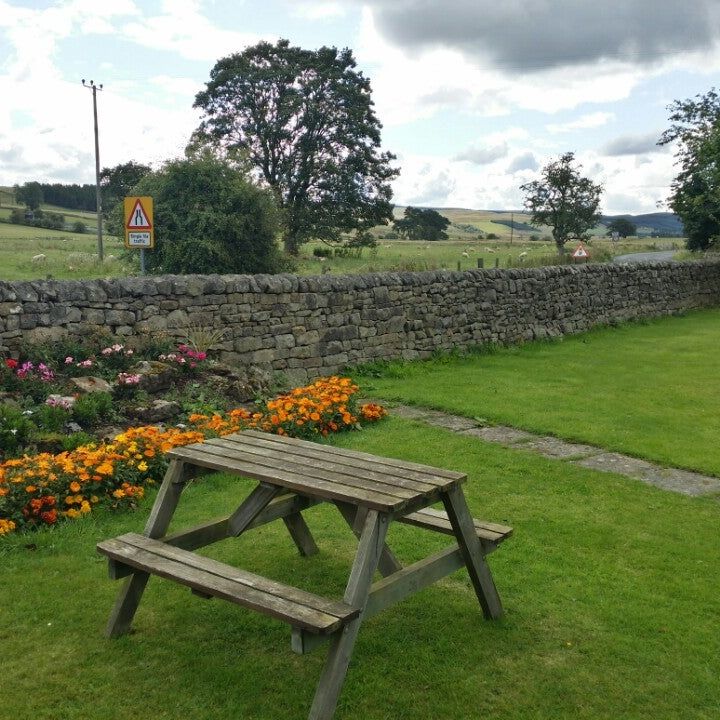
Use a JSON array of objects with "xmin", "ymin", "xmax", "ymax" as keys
[
  {"xmin": 126, "ymin": 199, "xmax": 152, "ymax": 230},
  {"xmin": 572, "ymin": 242, "xmax": 589, "ymax": 259}
]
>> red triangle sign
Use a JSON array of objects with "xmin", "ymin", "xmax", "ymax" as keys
[
  {"xmin": 572, "ymin": 242, "xmax": 589, "ymax": 258},
  {"xmin": 126, "ymin": 199, "xmax": 152, "ymax": 230}
]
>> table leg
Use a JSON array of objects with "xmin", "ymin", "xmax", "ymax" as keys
[
  {"xmin": 228, "ymin": 482, "xmax": 282, "ymax": 536},
  {"xmin": 335, "ymin": 501, "xmax": 402, "ymax": 577},
  {"xmin": 441, "ymin": 485, "xmax": 503, "ymax": 619},
  {"xmin": 283, "ymin": 512, "xmax": 319, "ymax": 556},
  {"xmin": 308, "ymin": 510, "xmax": 390, "ymax": 720},
  {"xmin": 104, "ymin": 459, "xmax": 190, "ymax": 638}
]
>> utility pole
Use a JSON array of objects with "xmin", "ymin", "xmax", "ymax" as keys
[{"xmin": 82, "ymin": 79, "xmax": 104, "ymax": 262}]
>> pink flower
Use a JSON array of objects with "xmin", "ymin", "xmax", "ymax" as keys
[{"xmin": 65, "ymin": 357, "xmax": 74, "ymax": 364}]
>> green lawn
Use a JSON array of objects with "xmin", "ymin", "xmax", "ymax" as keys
[
  {"xmin": 2, "ymin": 418, "xmax": 719, "ymax": 719},
  {"xmin": 355, "ymin": 309, "xmax": 720, "ymax": 477}
]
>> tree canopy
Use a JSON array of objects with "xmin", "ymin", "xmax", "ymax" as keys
[
  {"xmin": 126, "ymin": 156, "xmax": 283, "ymax": 275},
  {"xmin": 393, "ymin": 207, "xmax": 450, "ymax": 241},
  {"xmin": 100, "ymin": 161, "xmax": 151, "ymax": 218},
  {"xmin": 193, "ymin": 39, "xmax": 398, "ymax": 254},
  {"xmin": 659, "ymin": 88, "xmax": 720, "ymax": 251},
  {"xmin": 15, "ymin": 182, "xmax": 43, "ymax": 210},
  {"xmin": 606, "ymin": 217, "xmax": 637, "ymax": 238},
  {"xmin": 520, "ymin": 153, "xmax": 603, "ymax": 254}
]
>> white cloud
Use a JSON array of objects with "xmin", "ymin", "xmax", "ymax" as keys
[
  {"xmin": 292, "ymin": 2, "xmax": 347, "ymax": 20},
  {"xmin": 546, "ymin": 112, "xmax": 615, "ymax": 134}
]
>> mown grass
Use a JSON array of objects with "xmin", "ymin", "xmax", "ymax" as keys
[
  {"xmin": 355, "ymin": 309, "xmax": 720, "ymax": 478},
  {"xmin": 2, "ymin": 417, "xmax": 719, "ymax": 719}
]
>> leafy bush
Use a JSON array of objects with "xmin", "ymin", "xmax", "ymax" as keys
[
  {"xmin": 72, "ymin": 220, "xmax": 87, "ymax": 234},
  {"xmin": 72, "ymin": 392, "xmax": 115, "ymax": 427},
  {"xmin": 127, "ymin": 156, "xmax": 284, "ymax": 275},
  {"xmin": 313, "ymin": 246, "xmax": 333, "ymax": 258},
  {"xmin": 0, "ymin": 405, "xmax": 35, "ymax": 458}
]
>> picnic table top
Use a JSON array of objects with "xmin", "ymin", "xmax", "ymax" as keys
[{"xmin": 166, "ymin": 430, "xmax": 467, "ymax": 514}]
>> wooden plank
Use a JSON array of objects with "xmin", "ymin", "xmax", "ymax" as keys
[
  {"xmin": 335, "ymin": 501, "xmax": 402, "ymax": 577},
  {"xmin": 102, "ymin": 459, "xmax": 190, "ymax": 638},
  {"xmin": 282, "ymin": 513, "xmax": 320, "ymax": 557},
  {"xmin": 161, "ymin": 495, "xmax": 322, "ymax": 552},
  {"xmin": 166, "ymin": 444, "xmax": 408, "ymax": 512},
  {"xmin": 206, "ymin": 434, "xmax": 449, "ymax": 491},
  {"xmin": 397, "ymin": 507, "xmax": 513, "ymax": 553},
  {"xmin": 98, "ymin": 534, "xmax": 358, "ymax": 633},
  {"xmin": 238, "ymin": 430, "xmax": 467, "ymax": 482},
  {"xmin": 364, "ymin": 545, "xmax": 465, "ymax": 619},
  {"xmin": 182, "ymin": 440, "xmax": 423, "ymax": 502},
  {"xmin": 168, "ymin": 430, "xmax": 465, "ymax": 483},
  {"xmin": 228, "ymin": 482, "xmax": 281, "ymax": 536},
  {"xmin": 442, "ymin": 486, "xmax": 504, "ymax": 620},
  {"xmin": 309, "ymin": 511, "xmax": 390, "ymax": 720},
  {"xmin": 110, "ymin": 533, "xmax": 354, "ymax": 619}
]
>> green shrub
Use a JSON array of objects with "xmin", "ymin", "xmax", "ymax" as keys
[
  {"xmin": 312, "ymin": 246, "xmax": 333, "ymax": 258},
  {"xmin": 72, "ymin": 392, "xmax": 115, "ymax": 427},
  {"xmin": 0, "ymin": 405, "xmax": 36, "ymax": 458},
  {"xmin": 72, "ymin": 220, "xmax": 86, "ymax": 234},
  {"xmin": 34, "ymin": 403, "xmax": 72, "ymax": 432}
]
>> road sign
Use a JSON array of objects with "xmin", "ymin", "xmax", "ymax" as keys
[
  {"xmin": 572, "ymin": 242, "xmax": 589, "ymax": 259},
  {"xmin": 124, "ymin": 196, "xmax": 154, "ymax": 249}
]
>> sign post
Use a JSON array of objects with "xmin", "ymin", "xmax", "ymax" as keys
[
  {"xmin": 571, "ymin": 241, "xmax": 589, "ymax": 262},
  {"xmin": 124, "ymin": 196, "xmax": 154, "ymax": 274}
]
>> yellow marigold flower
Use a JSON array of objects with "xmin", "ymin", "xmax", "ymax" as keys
[
  {"xmin": 137, "ymin": 461, "xmax": 148, "ymax": 472},
  {"xmin": 80, "ymin": 501, "xmax": 91, "ymax": 514},
  {"xmin": 96, "ymin": 463, "xmax": 114, "ymax": 476},
  {"xmin": 112, "ymin": 489, "xmax": 126, "ymax": 499},
  {"xmin": 69, "ymin": 481, "xmax": 81, "ymax": 493}
]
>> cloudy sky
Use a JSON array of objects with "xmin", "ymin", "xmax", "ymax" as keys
[{"xmin": 2, "ymin": 0, "xmax": 720, "ymax": 215}]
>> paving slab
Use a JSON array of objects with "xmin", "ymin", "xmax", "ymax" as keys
[
  {"xmin": 576, "ymin": 452, "xmax": 657, "ymax": 477},
  {"xmin": 517, "ymin": 436, "xmax": 600, "ymax": 460},
  {"xmin": 459, "ymin": 426, "xmax": 536, "ymax": 443},
  {"xmin": 638, "ymin": 467, "xmax": 720, "ymax": 497}
]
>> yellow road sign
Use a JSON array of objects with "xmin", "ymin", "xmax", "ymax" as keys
[{"xmin": 124, "ymin": 196, "xmax": 154, "ymax": 249}]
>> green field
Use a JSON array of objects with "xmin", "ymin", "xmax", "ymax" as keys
[{"xmin": 0, "ymin": 191, "xmax": 684, "ymax": 282}]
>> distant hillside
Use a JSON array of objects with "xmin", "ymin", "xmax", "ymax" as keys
[{"xmin": 602, "ymin": 212, "xmax": 684, "ymax": 237}]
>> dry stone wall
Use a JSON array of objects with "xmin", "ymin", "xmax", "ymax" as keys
[{"xmin": 1, "ymin": 261, "xmax": 719, "ymax": 382}]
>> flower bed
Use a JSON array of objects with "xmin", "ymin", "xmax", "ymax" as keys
[{"xmin": 0, "ymin": 376, "xmax": 386, "ymax": 536}]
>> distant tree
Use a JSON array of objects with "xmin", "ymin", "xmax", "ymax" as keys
[
  {"xmin": 127, "ymin": 156, "xmax": 283, "ymax": 275},
  {"xmin": 193, "ymin": 39, "xmax": 398, "ymax": 254},
  {"xmin": 520, "ymin": 152, "xmax": 603, "ymax": 254},
  {"xmin": 99, "ymin": 161, "xmax": 152, "ymax": 218},
  {"xmin": 393, "ymin": 207, "xmax": 450, "ymax": 241},
  {"xmin": 659, "ymin": 88, "xmax": 720, "ymax": 251},
  {"xmin": 606, "ymin": 218, "xmax": 637, "ymax": 237},
  {"xmin": 15, "ymin": 182, "xmax": 43, "ymax": 210}
]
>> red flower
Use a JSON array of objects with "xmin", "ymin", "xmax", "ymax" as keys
[{"xmin": 5, "ymin": 358, "xmax": 18, "ymax": 369}]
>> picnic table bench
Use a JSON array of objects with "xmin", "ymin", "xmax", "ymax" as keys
[{"xmin": 97, "ymin": 430, "xmax": 512, "ymax": 719}]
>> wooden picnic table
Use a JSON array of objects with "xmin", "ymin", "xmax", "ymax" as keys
[{"xmin": 97, "ymin": 430, "xmax": 512, "ymax": 719}]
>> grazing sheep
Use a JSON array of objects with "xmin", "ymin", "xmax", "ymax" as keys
[
  {"xmin": 519, "ymin": 251, "xmax": 528, "ymax": 258},
  {"xmin": 486, "ymin": 248, "xmax": 495, "ymax": 253},
  {"xmin": 461, "ymin": 251, "xmax": 469, "ymax": 258},
  {"xmin": 31, "ymin": 253, "xmax": 47, "ymax": 264}
]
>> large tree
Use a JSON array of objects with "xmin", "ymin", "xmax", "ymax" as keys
[
  {"xmin": 100, "ymin": 161, "xmax": 151, "ymax": 218},
  {"xmin": 659, "ymin": 88, "xmax": 720, "ymax": 251},
  {"xmin": 606, "ymin": 217, "xmax": 637, "ymax": 238},
  {"xmin": 193, "ymin": 39, "xmax": 399, "ymax": 254},
  {"xmin": 127, "ymin": 156, "xmax": 283, "ymax": 275},
  {"xmin": 15, "ymin": 182, "xmax": 43, "ymax": 210},
  {"xmin": 520, "ymin": 153, "xmax": 603, "ymax": 254},
  {"xmin": 393, "ymin": 207, "xmax": 450, "ymax": 241}
]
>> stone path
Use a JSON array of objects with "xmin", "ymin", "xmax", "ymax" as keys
[{"xmin": 385, "ymin": 403, "xmax": 720, "ymax": 498}]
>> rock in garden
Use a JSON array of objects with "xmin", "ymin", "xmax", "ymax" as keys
[
  {"xmin": 131, "ymin": 399, "xmax": 182, "ymax": 423},
  {"xmin": 131, "ymin": 360, "xmax": 175, "ymax": 392},
  {"xmin": 71, "ymin": 376, "xmax": 113, "ymax": 394}
]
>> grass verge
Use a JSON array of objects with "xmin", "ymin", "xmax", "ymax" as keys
[
  {"xmin": 2, "ymin": 418, "xmax": 719, "ymax": 719},
  {"xmin": 354, "ymin": 309, "xmax": 720, "ymax": 477}
]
